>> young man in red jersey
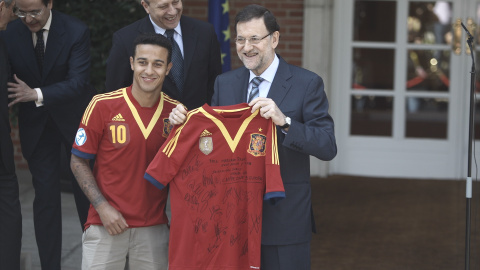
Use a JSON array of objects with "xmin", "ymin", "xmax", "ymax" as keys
[{"xmin": 71, "ymin": 33, "xmax": 179, "ymax": 270}]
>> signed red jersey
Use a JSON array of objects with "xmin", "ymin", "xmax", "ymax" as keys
[
  {"xmin": 145, "ymin": 103, "xmax": 285, "ymax": 270},
  {"xmin": 72, "ymin": 86, "xmax": 178, "ymax": 229}
]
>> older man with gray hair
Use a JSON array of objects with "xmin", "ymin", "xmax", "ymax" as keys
[{"xmin": 0, "ymin": 0, "xmax": 22, "ymax": 269}]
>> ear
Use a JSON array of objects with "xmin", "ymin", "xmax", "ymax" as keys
[
  {"xmin": 0, "ymin": 1, "xmax": 5, "ymax": 12},
  {"xmin": 141, "ymin": 0, "xmax": 150, "ymax": 14},
  {"xmin": 166, "ymin": 62, "xmax": 173, "ymax": 75},
  {"xmin": 130, "ymin": 56, "xmax": 134, "ymax": 71},
  {"xmin": 47, "ymin": 0, "xmax": 53, "ymax": 9},
  {"xmin": 271, "ymin": 31, "xmax": 280, "ymax": 50}
]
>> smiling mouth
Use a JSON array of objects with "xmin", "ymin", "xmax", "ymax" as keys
[
  {"xmin": 166, "ymin": 15, "xmax": 177, "ymax": 22},
  {"xmin": 142, "ymin": 77, "xmax": 157, "ymax": 82}
]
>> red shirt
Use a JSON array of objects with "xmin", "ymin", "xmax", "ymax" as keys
[
  {"xmin": 72, "ymin": 86, "xmax": 179, "ymax": 229},
  {"xmin": 145, "ymin": 103, "xmax": 285, "ymax": 270}
]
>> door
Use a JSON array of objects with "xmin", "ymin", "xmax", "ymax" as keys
[{"xmin": 330, "ymin": 0, "xmax": 478, "ymax": 179}]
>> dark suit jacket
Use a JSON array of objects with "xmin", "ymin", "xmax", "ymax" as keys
[
  {"xmin": 105, "ymin": 15, "xmax": 222, "ymax": 110},
  {"xmin": 212, "ymin": 56, "xmax": 337, "ymax": 245},
  {"xmin": 0, "ymin": 38, "xmax": 15, "ymax": 174},
  {"xmin": 0, "ymin": 11, "xmax": 95, "ymax": 160}
]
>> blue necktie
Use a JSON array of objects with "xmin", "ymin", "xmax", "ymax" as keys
[
  {"xmin": 165, "ymin": 29, "xmax": 184, "ymax": 95},
  {"xmin": 247, "ymin": 77, "xmax": 264, "ymax": 103}
]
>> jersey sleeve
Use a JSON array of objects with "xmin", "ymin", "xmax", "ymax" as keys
[
  {"xmin": 144, "ymin": 110, "xmax": 202, "ymax": 190},
  {"xmin": 263, "ymin": 118, "xmax": 286, "ymax": 204},
  {"xmin": 71, "ymin": 95, "xmax": 106, "ymax": 160}
]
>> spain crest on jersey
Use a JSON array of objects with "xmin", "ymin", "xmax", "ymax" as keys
[
  {"xmin": 163, "ymin": 119, "xmax": 173, "ymax": 138},
  {"xmin": 199, "ymin": 129, "xmax": 213, "ymax": 155},
  {"xmin": 247, "ymin": 133, "xmax": 266, "ymax": 157}
]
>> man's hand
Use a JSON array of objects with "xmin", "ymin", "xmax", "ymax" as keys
[
  {"xmin": 249, "ymin": 97, "xmax": 288, "ymax": 128},
  {"xmin": 95, "ymin": 202, "xmax": 129, "ymax": 235},
  {"xmin": 169, "ymin": 104, "xmax": 188, "ymax": 125},
  {"xmin": 7, "ymin": 74, "xmax": 38, "ymax": 107}
]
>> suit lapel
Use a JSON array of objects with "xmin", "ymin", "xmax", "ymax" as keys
[
  {"xmin": 235, "ymin": 67, "xmax": 250, "ymax": 104},
  {"xmin": 267, "ymin": 56, "xmax": 292, "ymax": 107},
  {"xmin": 18, "ymin": 25, "xmax": 41, "ymax": 81},
  {"xmin": 180, "ymin": 17, "xmax": 196, "ymax": 81},
  {"xmin": 137, "ymin": 16, "xmax": 155, "ymax": 34},
  {"xmin": 43, "ymin": 11, "xmax": 65, "ymax": 81}
]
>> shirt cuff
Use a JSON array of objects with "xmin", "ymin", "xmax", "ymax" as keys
[{"xmin": 34, "ymin": 88, "xmax": 44, "ymax": 107}]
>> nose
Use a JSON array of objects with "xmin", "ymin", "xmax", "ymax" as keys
[
  {"xmin": 243, "ymin": 40, "xmax": 254, "ymax": 51},
  {"xmin": 25, "ymin": 15, "xmax": 34, "ymax": 23},
  {"xmin": 145, "ymin": 63, "xmax": 154, "ymax": 74},
  {"xmin": 166, "ymin": 4, "xmax": 176, "ymax": 14}
]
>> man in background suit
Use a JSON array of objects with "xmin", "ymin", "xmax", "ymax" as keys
[
  {"xmin": 0, "ymin": 0, "xmax": 95, "ymax": 268},
  {"xmin": 169, "ymin": 5, "xmax": 337, "ymax": 269},
  {"xmin": 105, "ymin": 0, "xmax": 222, "ymax": 110},
  {"xmin": 0, "ymin": 1, "xmax": 22, "ymax": 269}
]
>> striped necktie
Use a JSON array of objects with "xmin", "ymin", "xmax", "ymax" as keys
[
  {"xmin": 165, "ymin": 29, "xmax": 184, "ymax": 95},
  {"xmin": 247, "ymin": 77, "xmax": 264, "ymax": 103}
]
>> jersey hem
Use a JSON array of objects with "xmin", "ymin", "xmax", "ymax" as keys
[
  {"xmin": 71, "ymin": 148, "xmax": 95, "ymax": 160},
  {"xmin": 264, "ymin": 191, "xmax": 286, "ymax": 205},
  {"xmin": 144, "ymin": 173, "xmax": 165, "ymax": 190}
]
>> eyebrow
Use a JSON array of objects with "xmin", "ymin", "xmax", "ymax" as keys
[
  {"xmin": 17, "ymin": 8, "xmax": 42, "ymax": 12},
  {"xmin": 136, "ymin": 57, "xmax": 166, "ymax": 63}
]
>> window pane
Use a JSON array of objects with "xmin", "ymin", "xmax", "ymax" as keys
[
  {"xmin": 408, "ymin": 2, "xmax": 452, "ymax": 45},
  {"xmin": 352, "ymin": 48, "xmax": 394, "ymax": 90},
  {"xmin": 354, "ymin": 1, "xmax": 396, "ymax": 42},
  {"xmin": 351, "ymin": 96, "xmax": 393, "ymax": 136},
  {"xmin": 405, "ymin": 97, "xmax": 448, "ymax": 139},
  {"xmin": 406, "ymin": 50, "xmax": 450, "ymax": 92}
]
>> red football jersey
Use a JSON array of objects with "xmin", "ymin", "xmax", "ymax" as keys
[
  {"xmin": 145, "ymin": 103, "xmax": 285, "ymax": 270},
  {"xmin": 72, "ymin": 86, "xmax": 179, "ymax": 229}
]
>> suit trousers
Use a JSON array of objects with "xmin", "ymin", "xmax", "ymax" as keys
[
  {"xmin": 26, "ymin": 116, "xmax": 90, "ymax": 269},
  {"xmin": 0, "ymin": 160, "xmax": 22, "ymax": 270},
  {"xmin": 261, "ymin": 241, "xmax": 311, "ymax": 270}
]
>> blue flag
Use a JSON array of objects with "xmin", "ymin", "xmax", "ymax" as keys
[{"xmin": 208, "ymin": 0, "xmax": 231, "ymax": 72}]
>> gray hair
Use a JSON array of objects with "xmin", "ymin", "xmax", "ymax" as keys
[{"xmin": 2, "ymin": 0, "xmax": 14, "ymax": 7}]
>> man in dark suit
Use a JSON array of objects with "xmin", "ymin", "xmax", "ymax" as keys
[
  {"xmin": 0, "ymin": 1, "xmax": 22, "ymax": 269},
  {"xmin": 0, "ymin": 0, "xmax": 95, "ymax": 268},
  {"xmin": 105, "ymin": 0, "xmax": 222, "ymax": 110},
  {"xmin": 169, "ymin": 5, "xmax": 337, "ymax": 269}
]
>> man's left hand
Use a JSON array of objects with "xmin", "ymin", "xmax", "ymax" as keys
[
  {"xmin": 249, "ymin": 97, "xmax": 287, "ymax": 127},
  {"xmin": 7, "ymin": 74, "xmax": 38, "ymax": 107}
]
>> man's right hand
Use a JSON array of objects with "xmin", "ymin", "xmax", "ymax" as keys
[
  {"xmin": 96, "ymin": 202, "xmax": 128, "ymax": 235},
  {"xmin": 169, "ymin": 103, "xmax": 188, "ymax": 125}
]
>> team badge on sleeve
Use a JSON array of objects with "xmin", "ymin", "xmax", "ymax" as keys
[
  {"xmin": 199, "ymin": 129, "xmax": 213, "ymax": 155},
  {"xmin": 247, "ymin": 133, "xmax": 266, "ymax": 157},
  {"xmin": 75, "ymin": 128, "xmax": 87, "ymax": 146},
  {"xmin": 163, "ymin": 119, "xmax": 173, "ymax": 138}
]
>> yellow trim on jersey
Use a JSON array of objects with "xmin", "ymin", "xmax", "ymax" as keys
[
  {"xmin": 163, "ymin": 94, "xmax": 181, "ymax": 106},
  {"xmin": 163, "ymin": 106, "xmax": 260, "ymax": 156},
  {"xmin": 162, "ymin": 108, "xmax": 202, "ymax": 157},
  {"xmin": 201, "ymin": 107, "xmax": 258, "ymax": 153},
  {"xmin": 82, "ymin": 89, "xmax": 124, "ymax": 126},
  {"xmin": 271, "ymin": 121, "xmax": 280, "ymax": 165},
  {"xmin": 123, "ymin": 88, "xmax": 165, "ymax": 139}
]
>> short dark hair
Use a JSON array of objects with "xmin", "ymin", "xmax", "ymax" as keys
[
  {"xmin": 132, "ymin": 33, "xmax": 172, "ymax": 63},
  {"xmin": 234, "ymin": 4, "xmax": 280, "ymax": 34}
]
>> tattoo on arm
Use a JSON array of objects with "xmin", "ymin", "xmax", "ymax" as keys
[{"xmin": 70, "ymin": 155, "xmax": 107, "ymax": 208}]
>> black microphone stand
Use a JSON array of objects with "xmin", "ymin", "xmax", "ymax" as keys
[{"xmin": 461, "ymin": 22, "xmax": 475, "ymax": 270}]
